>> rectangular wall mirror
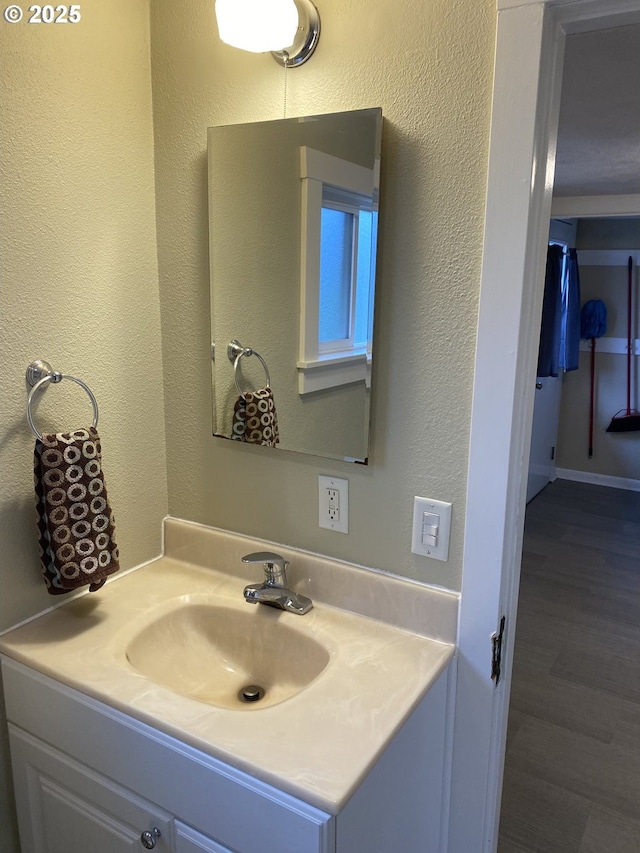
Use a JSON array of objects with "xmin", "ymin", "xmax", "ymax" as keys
[{"xmin": 208, "ymin": 107, "xmax": 383, "ymax": 463}]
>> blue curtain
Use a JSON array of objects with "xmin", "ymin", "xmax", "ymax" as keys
[
  {"xmin": 561, "ymin": 249, "xmax": 581, "ymax": 371},
  {"xmin": 536, "ymin": 245, "xmax": 581, "ymax": 377},
  {"xmin": 537, "ymin": 245, "xmax": 563, "ymax": 377}
]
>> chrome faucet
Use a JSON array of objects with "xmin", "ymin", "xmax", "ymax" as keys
[{"xmin": 241, "ymin": 552, "xmax": 313, "ymax": 615}]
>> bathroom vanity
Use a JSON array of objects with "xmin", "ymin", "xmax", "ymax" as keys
[{"xmin": 0, "ymin": 519, "xmax": 457, "ymax": 853}]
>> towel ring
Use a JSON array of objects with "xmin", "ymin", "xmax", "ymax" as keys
[
  {"xmin": 26, "ymin": 361, "xmax": 99, "ymax": 442},
  {"xmin": 227, "ymin": 340, "xmax": 271, "ymax": 398}
]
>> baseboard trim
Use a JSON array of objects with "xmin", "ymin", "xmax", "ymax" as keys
[{"xmin": 556, "ymin": 468, "xmax": 640, "ymax": 493}]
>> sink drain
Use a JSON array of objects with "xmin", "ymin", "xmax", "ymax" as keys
[{"xmin": 238, "ymin": 684, "xmax": 265, "ymax": 703}]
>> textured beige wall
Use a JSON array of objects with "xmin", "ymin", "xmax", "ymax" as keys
[
  {"xmin": 557, "ymin": 219, "xmax": 640, "ymax": 479},
  {"xmin": 0, "ymin": 4, "xmax": 167, "ymax": 848},
  {"xmin": 576, "ymin": 217, "xmax": 640, "ymax": 250},
  {"xmin": 152, "ymin": 0, "xmax": 495, "ymax": 588}
]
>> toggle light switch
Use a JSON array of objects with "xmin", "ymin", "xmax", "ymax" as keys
[
  {"xmin": 421, "ymin": 511, "xmax": 439, "ymax": 547},
  {"xmin": 411, "ymin": 497, "xmax": 452, "ymax": 561}
]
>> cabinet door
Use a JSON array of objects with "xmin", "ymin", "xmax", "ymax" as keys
[
  {"xmin": 175, "ymin": 821, "xmax": 233, "ymax": 853},
  {"xmin": 9, "ymin": 727, "xmax": 173, "ymax": 853}
]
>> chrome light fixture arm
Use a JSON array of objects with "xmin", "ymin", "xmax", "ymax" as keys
[{"xmin": 271, "ymin": 0, "xmax": 321, "ymax": 68}]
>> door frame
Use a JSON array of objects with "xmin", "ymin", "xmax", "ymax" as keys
[{"xmin": 451, "ymin": 1, "xmax": 640, "ymax": 851}]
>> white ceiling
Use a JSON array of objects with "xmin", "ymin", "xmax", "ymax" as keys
[{"xmin": 554, "ymin": 23, "xmax": 640, "ymax": 197}]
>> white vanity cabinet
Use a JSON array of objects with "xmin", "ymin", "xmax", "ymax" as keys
[
  {"xmin": 2, "ymin": 655, "xmax": 451, "ymax": 853},
  {"xmin": 10, "ymin": 721, "xmax": 234, "ymax": 853},
  {"xmin": 11, "ymin": 722, "xmax": 236, "ymax": 853},
  {"xmin": 8, "ymin": 729, "xmax": 177, "ymax": 853},
  {"xmin": 174, "ymin": 823, "xmax": 234, "ymax": 853},
  {"xmin": 3, "ymin": 659, "xmax": 333, "ymax": 853}
]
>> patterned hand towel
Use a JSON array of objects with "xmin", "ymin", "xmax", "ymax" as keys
[
  {"xmin": 34, "ymin": 427, "xmax": 120, "ymax": 595},
  {"xmin": 231, "ymin": 387, "xmax": 280, "ymax": 447}
]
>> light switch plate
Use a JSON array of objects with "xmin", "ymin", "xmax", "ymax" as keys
[
  {"xmin": 411, "ymin": 496, "xmax": 452, "ymax": 561},
  {"xmin": 319, "ymin": 475, "xmax": 348, "ymax": 533}
]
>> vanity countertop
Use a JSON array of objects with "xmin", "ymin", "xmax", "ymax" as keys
[{"xmin": 0, "ymin": 519, "xmax": 457, "ymax": 815}]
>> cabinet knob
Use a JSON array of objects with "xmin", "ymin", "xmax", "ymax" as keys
[{"xmin": 140, "ymin": 827, "xmax": 161, "ymax": 849}]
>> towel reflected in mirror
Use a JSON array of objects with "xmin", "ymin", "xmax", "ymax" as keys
[{"xmin": 231, "ymin": 387, "xmax": 280, "ymax": 447}]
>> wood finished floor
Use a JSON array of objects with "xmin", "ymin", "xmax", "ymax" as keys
[{"xmin": 498, "ymin": 479, "xmax": 640, "ymax": 853}]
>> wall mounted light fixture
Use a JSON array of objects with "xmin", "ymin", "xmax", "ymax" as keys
[{"xmin": 215, "ymin": 0, "xmax": 320, "ymax": 67}]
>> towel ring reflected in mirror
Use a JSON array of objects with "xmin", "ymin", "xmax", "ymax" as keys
[
  {"xmin": 25, "ymin": 360, "xmax": 99, "ymax": 442},
  {"xmin": 227, "ymin": 340, "xmax": 271, "ymax": 398}
]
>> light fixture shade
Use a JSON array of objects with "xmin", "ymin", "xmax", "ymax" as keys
[{"xmin": 215, "ymin": 0, "xmax": 299, "ymax": 53}]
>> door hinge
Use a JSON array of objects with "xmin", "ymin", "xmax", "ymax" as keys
[
  {"xmin": 491, "ymin": 616, "xmax": 506, "ymax": 685},
  {"xmin": 551, "ymin": 445, "xmax": 556, "ymax": 460}
]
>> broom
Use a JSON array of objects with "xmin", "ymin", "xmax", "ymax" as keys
[
  {"xmin": 606, "ymin": 256, "xmax": 640, "ymax": 432},
  {"xmin": 580, "ymin": 299, "xmax": 607, "ymax": 458}
]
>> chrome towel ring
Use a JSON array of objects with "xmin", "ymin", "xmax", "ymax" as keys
[
  {"xmin": 25, "ymin": 360, "xmax": 99, "ymax": 442},
  {"xmin": 227, "ymin": 340, "xmax": 271, "ymax": 398}
]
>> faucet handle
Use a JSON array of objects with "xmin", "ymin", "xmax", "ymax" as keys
[{"xmin": 241, "ymin": 552, "xmax": 289, "ymax": 586}]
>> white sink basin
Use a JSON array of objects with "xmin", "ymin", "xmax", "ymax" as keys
[
  {"xmin": 125, "ymin": 602, "xmax": 330, "ymax": 710},
  {"xmin": 0, "ymin": 522, "xmax": 457, "ymax": 814}
]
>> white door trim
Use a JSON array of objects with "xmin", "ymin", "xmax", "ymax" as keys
[{"xmin": 452, "ymin": 1, "xmax": 640, "ymax": 851}]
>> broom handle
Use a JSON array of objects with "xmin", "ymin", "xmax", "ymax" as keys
[
  {"xmin": 627, "ymin": 256, "xmax": 632, "ymax": 416},
  {"xmin": 589, "ymin": 337, "xmax": 595, "ymax": 458}
]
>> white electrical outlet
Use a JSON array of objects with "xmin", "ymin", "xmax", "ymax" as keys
[
  {"xmin": 319, "ymin": 476, "xmax": 348, "ymax": 533},
  {"xmin": 411, "ymin": 496, "xmax": 452, "ymax": 561},
  {"xmin": 327, "ymin": 488, "xmax": 340, "ymax": 520}
]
